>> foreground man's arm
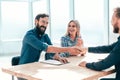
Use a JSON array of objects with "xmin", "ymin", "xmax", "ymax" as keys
[{"xmin": 46, "ymin": 46, "xmax": 81, "ymax": 56}]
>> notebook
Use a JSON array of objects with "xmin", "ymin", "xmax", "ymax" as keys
[{"xmin": 40, "ymin": 60, "xmax": 69, "ymax": 65}]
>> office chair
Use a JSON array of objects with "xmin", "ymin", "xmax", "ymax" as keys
[{"xmin": 11, "ymin": 56, "xmax": 20, "ymax": 80}]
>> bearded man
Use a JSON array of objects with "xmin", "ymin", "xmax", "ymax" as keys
[
  {"xmin": 78, "ymin": 7, "xmax": 120, "ymax": 80},
  {"xmin": 19, "ymin": 13, "xmax": 81, "ymax": 65}
]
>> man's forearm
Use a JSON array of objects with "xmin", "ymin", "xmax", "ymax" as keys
[
  {"xmin": 46, "ymin": 46, "xmax": 70, "ymax": 53},
  {"xmin": 46, "ymin": 46, "xmax": 81, "ymax": 56}
]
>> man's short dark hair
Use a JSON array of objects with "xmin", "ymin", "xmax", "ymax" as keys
[
  {"xmin": 115, "ymin": 7, "xmax": 120, "ymax": 18},
  {"xmin": 35, "ymin": 13, "xmax": 49, "ymax": 20}
]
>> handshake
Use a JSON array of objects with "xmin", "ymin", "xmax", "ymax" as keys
[
  {"xmin": 68, "ymin": 46, "xmax": 88, "ymax": 56},
  {"xmin": 53, "ymin": 46, "xmax": 88, "ymax": 64}
]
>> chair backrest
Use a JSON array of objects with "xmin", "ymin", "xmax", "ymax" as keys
[{"xmin": 11, "ymin": 56, "xmax": 20, "ymax": 66}]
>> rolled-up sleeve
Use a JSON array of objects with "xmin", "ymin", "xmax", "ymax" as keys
[{"xmin": 42, "ymin": 43, "xmax": 48, "ymax": 51}]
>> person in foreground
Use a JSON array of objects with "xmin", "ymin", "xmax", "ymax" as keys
[
  {"xmin": 78, "ymin": 7, "xmax": 120, "ymax": 80},
  {"xmin": 60, "ymin": 20, "xmax": 84, "ymax": 57},
  {"xmin": 18, "ymin": 13, "xmax": 80, "ymax": 80}
]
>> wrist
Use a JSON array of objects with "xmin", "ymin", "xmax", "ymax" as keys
[{"xmin": 84, "ymin": 47, "xmax": 88, "ymax": 52}]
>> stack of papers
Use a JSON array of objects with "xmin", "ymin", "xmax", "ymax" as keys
[{"xmin": 40, "ymin": 60, "xmax": 67, "ymax": 65}]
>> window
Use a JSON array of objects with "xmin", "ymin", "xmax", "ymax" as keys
[
  {"xmin": 1, "ymin": 1, "xmax": 29, "ymax": 41},
  {"xmin": 109, "ymin": 0, "xmax": 120, "ymax": 44},
  {"xmin": 75, "ymin": 0, "xmax": 107, "ymax": 46},
  {"xmin": 50, "ymin": 0, "xmax": 70, "ymax": 44}
]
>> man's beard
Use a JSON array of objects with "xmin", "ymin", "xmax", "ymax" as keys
[
  {"xmin": 113, "ymin": 23, "xmax": 119, "ymax": 33},
  {"xmin": 36, "ymin": 24, "xmax": 46, "ymax": 35}
]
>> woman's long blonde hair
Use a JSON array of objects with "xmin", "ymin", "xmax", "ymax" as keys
[{"xmin": 65, "ymin": 20, "xmax": 81, "ymax": 37}]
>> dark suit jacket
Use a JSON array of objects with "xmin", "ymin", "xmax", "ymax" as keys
[{"xmin": 86, "ymin": 36, "xmax": 120, "ymax": 80}]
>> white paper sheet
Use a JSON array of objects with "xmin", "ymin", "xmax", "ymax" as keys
[{"xmin": 40, "ymin": 60, "xmax": 69, "ymax": 65}]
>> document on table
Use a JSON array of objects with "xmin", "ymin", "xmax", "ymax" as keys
[{"xmin": 40, "ymin": 60, "xmax": 69, "ymax": 65}]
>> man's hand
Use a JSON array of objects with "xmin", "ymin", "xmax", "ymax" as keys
[
  {"xmin": 68, "ymin": 46, "xmax": 81, "ymax": 56},
  {"xmin": 79, "ymin": 47, "xmax": 88, "ymax": 56},
  {"xmin": 78, "ymin": 61, "xmax": 87, "ymax": 67},
  {"xmin": 69, "ymin": 46, "xmax": 88, "ymax": 56},
  {"xmin": 53, "ymin": 53, "xmax": 68, "ymax": 64}
]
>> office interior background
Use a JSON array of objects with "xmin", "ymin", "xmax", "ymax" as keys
[{"xmin": 0, "ymin": 0, "xmax": 120, "ymax": 56}]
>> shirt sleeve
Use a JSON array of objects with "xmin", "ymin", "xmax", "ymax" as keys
[
  {"xmin": 86, "ymin": 41, "xmax": 120, "ymax": 71},
  {"xmin": 88, "ymin": 42, "xmax": 117, "ymax": 53},
  {"xmin": 44, "ymin": 34, "xmax": 53, "ymax": 45},
  {"xmin": 60, "ymin": 36, "xmax": 70, "ymax": 57},
  {"xmin": 61, "ymin": 36, "xmax": 68, "ymax": 47},
  {"xmin": 23, "ymin": 31, "xmax": 48, "ymax": 51},
  {"xmin": 44, "ymin": 34, "xmax": 55, "ymax": 59}
]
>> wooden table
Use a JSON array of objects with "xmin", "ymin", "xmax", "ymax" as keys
[{"xmin": 2, "ymin": 53, "xmax": 115, "ymax": 80}]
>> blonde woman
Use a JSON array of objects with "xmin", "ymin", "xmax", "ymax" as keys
[{"xmin": 60, "ymin": 20, "xmax": 84, "ymax": 57}]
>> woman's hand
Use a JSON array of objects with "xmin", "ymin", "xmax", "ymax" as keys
[{"xmin": 76, "ymin": 38, "xmax": 83, "ymax": 47}]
